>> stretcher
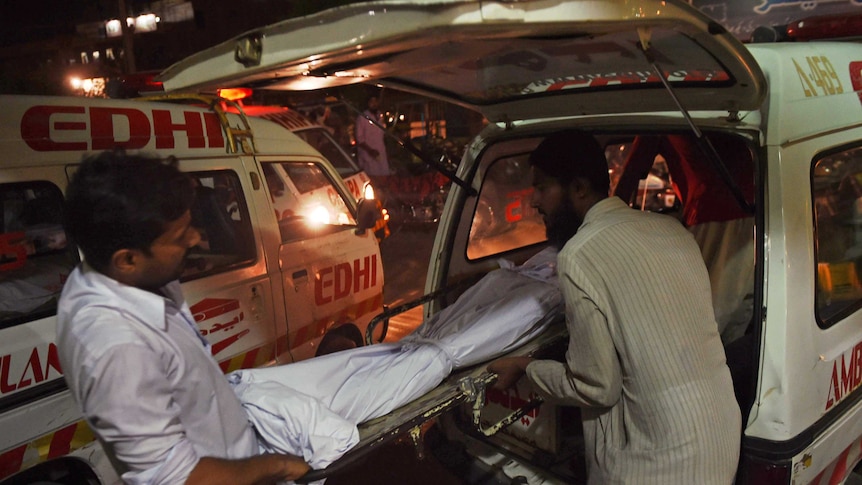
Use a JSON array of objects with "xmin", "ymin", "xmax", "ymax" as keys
[{"xmin": 296, "ymin": 306, "xmax": 567, "ymax": 483}]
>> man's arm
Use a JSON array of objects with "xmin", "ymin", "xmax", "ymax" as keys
[
  {"xmin": 526, "ymin": 270, "xmax": 622, "ymax": 407},
  {"xmin": 186, "ymin": 454, "xmax": 309, "ymax": 485}
]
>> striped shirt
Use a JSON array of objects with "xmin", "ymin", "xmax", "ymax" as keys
[{"xmin": 527, "ymin": 196, "xmax": 740, "ymax": 484}]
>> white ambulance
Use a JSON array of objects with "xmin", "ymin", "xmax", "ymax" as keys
[
  {"xmin": 151, "ymin": 0, "xmax": 862, "ymax": 483},
  {"xmin": 231, "ymin": 100, "xmax": 391, "ymax": 241},
  {"xmin": 0, "ymin": 94, "xmax": 384, "ymax": 483}
]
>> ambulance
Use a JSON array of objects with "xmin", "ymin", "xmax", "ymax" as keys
[
  {"xmin": 0, "ymin": 94, "xmax": 385, "ymax": 483},
  {"xmin": 144, "ymin": 0, "xmax": 862, "ymax": 483},
  {"xmin": 228, "ymin": 98, "xmax": 391, "ymax": 241}
]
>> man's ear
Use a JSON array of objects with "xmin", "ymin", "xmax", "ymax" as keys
[
  {"xmin": 568, "ymin": 177, "xmax": 591, "ymax": 199},
  {"xmin": 110, "ymin": 248, "xmax": 139, "ymax": 276}
]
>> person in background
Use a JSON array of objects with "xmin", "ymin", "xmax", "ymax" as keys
[
  {"xmin": 56, "ymin": 151, "xmax": 309, "ymax": 485},
  {"xmin": 488, "ymin": 130, "xmax": 741, "ymax": 484},
  {"xmin": 354, "ymin": 94, "xmax": 392, "ymax": 179}
]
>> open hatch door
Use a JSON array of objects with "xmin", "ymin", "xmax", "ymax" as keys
[{"xmin": 158, "ymin": 0, "xmax": 766, "ymax": 123}]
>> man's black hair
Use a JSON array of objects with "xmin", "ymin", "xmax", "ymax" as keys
[
  {"xmin": 528, "ymin": 129, "xmax": 610, "ymax": 196},
  {"xmin": 64, "ymin": 151, "xmax": 195, "ymax": 273}
]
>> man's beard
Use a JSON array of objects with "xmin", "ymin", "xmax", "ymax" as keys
[{"xmin": 545, "ymin": 199, "xmax": 582, "ymax": 250}]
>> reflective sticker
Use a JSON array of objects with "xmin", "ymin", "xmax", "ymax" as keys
[
  {"xmin": 0, "ymin": 421, "xmax": 95, "ymax": 480},
  {"xmin": 803, "ymin": 433, "xmax": 862, "ymax": 485}
]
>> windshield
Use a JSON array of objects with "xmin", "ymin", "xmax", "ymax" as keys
[{"xmin": 293, "ymin": 127, "xmax": 360, "ymax": 177}]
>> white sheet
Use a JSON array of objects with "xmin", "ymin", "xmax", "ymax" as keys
[{"xmin": 228, "ymin": 248, "xmax": 562, "ymax": 471}]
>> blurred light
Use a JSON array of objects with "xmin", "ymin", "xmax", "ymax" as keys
[
  {"xmin": 306, "ymin": 205, "xmax": 331, "ymax": 225},
  {"xmin": 135, "ymin": 13, "xmax": 158, "ymax": 33},
  {"xmin": 82, "ymin": 79, "xmax": 94, "ymax": 92},
  {"xmin": 363, "ymin": 183, "xmax": 375, "ymax": 200},
  {"xmin": 105, "ymin": 19, "xmax": 122, "ymax": 37},
  {"xmin": 218, "ymin": 87, "xmax": 253, "ymax": 101},
  {"xmin": 70, "ymin": 77, "xmax": 82, "ymax": 89}
]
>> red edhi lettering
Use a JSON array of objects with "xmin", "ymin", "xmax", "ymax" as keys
[
  {"xmin": 20, "ymin": 105, "xmax": 225, "ymax": 152},
  {"xmin": 314, "ymin": 255, "xmax": 378, "ymax": 305}
]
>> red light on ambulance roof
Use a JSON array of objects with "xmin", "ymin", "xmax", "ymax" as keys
[
  {"xmin": 218, "ymin": 88, "xmax": 252, "ymax": 101},
  {"xmin": 786, "ymin": 12, "xmax": 862, "ymax": 41}
]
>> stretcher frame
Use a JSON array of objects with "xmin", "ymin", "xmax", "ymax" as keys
[{"xmin": 297, "ymin": 308, "xmax": 567, "ymax": 483}]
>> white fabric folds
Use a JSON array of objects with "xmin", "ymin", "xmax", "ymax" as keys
[{"xmin": 228, "ymin": 248, "xmax": 562, "ymax": 470}]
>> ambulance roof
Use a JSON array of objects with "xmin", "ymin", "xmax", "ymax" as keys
[
  {"xmin": 0, "ymin": 94, "xmax": 323, "ymax": 167},
  {"xmin": 745, "ymin": 42, "xmax": 862, "ymax": 145}
]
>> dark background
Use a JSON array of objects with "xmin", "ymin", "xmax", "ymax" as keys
[{"xmin": 2, "ymin": 0, "xmax": 862, "ymax": 96}]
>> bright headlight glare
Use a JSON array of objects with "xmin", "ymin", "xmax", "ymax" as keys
[
  {"xmin": 363, "ymin": 183, "xmax": 375, "ymax": 200},
  {"xmin": 306, "ymin": 205, "xmax": 331, "ymax": 225}
]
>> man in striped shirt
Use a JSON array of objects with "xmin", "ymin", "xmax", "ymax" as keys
[{"xmin": 488, "ymin": 130, "xmax": 740, "ymax": 484}]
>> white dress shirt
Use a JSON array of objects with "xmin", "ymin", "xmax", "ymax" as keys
[
  {"xmin": 57, "ymin": 264, "xmax": 258, "ymax": 484},
  {"xmin": 354, "ymin": 110, "xmax": 391, "ymax": 176}
]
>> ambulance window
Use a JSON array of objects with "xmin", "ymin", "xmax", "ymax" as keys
[
  {"xmin": 467, "ymin": 154, "xmax": 545, "ymax": 260},
  {"xmin": 261, "ymin": 161, "xmax": 357, "ymax": 244},
  {"xmin": 181, "ymin": 171, "xmax": 255, "ymax": 281},
  {"xmin": 0, "ymin": 182, "xmax": 78, "ymax": 329},
  {"xmin": 293, "ymin": 128, "xmax": 359, "ymax": 178},
  {"xmin": 813, "ymin": 145, "xmax": 862, "ymax": 327}
]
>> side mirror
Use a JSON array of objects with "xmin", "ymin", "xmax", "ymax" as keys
[{"xmin": 355, "ymin": 198, "xmax": 382, "ymax": 234}]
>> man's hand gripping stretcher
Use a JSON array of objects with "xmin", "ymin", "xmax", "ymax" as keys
[{"xmin": 227, "ymin": 248, "xmax": 564, "ymax": 481}]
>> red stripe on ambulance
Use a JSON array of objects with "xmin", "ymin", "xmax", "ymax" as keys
[
  {"xmin": 809, "ymin": 433, "xmax": 862, "ymax": 485},
  {"xmin": 288, "ymin": 292, "xmax": 384, "ymax": 349}
]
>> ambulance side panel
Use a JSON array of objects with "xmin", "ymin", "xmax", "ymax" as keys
[
  {"xmin": 738, "ymin": 44, "xmax": 862, "ymax": 482},
  {"xmin": 0, "ymin": 95, "xmax": 385, "ymax": 482}
]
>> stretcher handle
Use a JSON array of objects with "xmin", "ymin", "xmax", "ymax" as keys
[{"xmin": 459, "ymin": 373, "xmax": 544, "ymax": 437}]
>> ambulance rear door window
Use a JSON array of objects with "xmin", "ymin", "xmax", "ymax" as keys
[
  {"xmin": 467, "ymin": 153, "xmax": 545, "ymax": 260},
  {"xmin": 0, "ymin": 182, "xmax": 78, "ymax": 329}
]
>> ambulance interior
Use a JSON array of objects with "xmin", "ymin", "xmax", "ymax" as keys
[
  {"xmin": 0, "ymin": 183, "xmax": 77, "ymax": 327},
  {"xmin": 286, "ymin": 128, "xmax": 770, "ymax": 482}
]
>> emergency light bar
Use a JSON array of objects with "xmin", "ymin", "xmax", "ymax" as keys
[{"xmin": 751, "ymin": 12, "xmax": 862, "ymax": 42}]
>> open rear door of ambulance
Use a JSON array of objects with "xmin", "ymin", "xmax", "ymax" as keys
[
  {"xmin": 158, "ymin": 0, "xmax": 765, "ymax": 123},
  {"xmin": 156, "ymin": 0, "xmax": 766, "ymax": 480}
]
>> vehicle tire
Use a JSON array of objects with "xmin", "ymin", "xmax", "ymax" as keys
[{"xmin": 316, "ymin": 324, "xmax": 364, "ymax": 356}]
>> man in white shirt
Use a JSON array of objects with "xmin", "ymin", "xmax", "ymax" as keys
[
  {"xmin": 488, "ymin": 130, "xmax": 740, "ymax": 484},
  {"xmin": 354, "ymin": 94, "xmax": 392, "ymax": 177},
  {"xmin": 57, "ymin": 152, "xmax": 309, "ymax": 485}
]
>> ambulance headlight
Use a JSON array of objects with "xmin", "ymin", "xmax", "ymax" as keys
[
  {"xmin": 306, "ymin": 205, "xmax": 331, "ymax": 225},
  {"xmin": 363, "ymin": 183, "xmax": 375, "ymax": 200}
]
